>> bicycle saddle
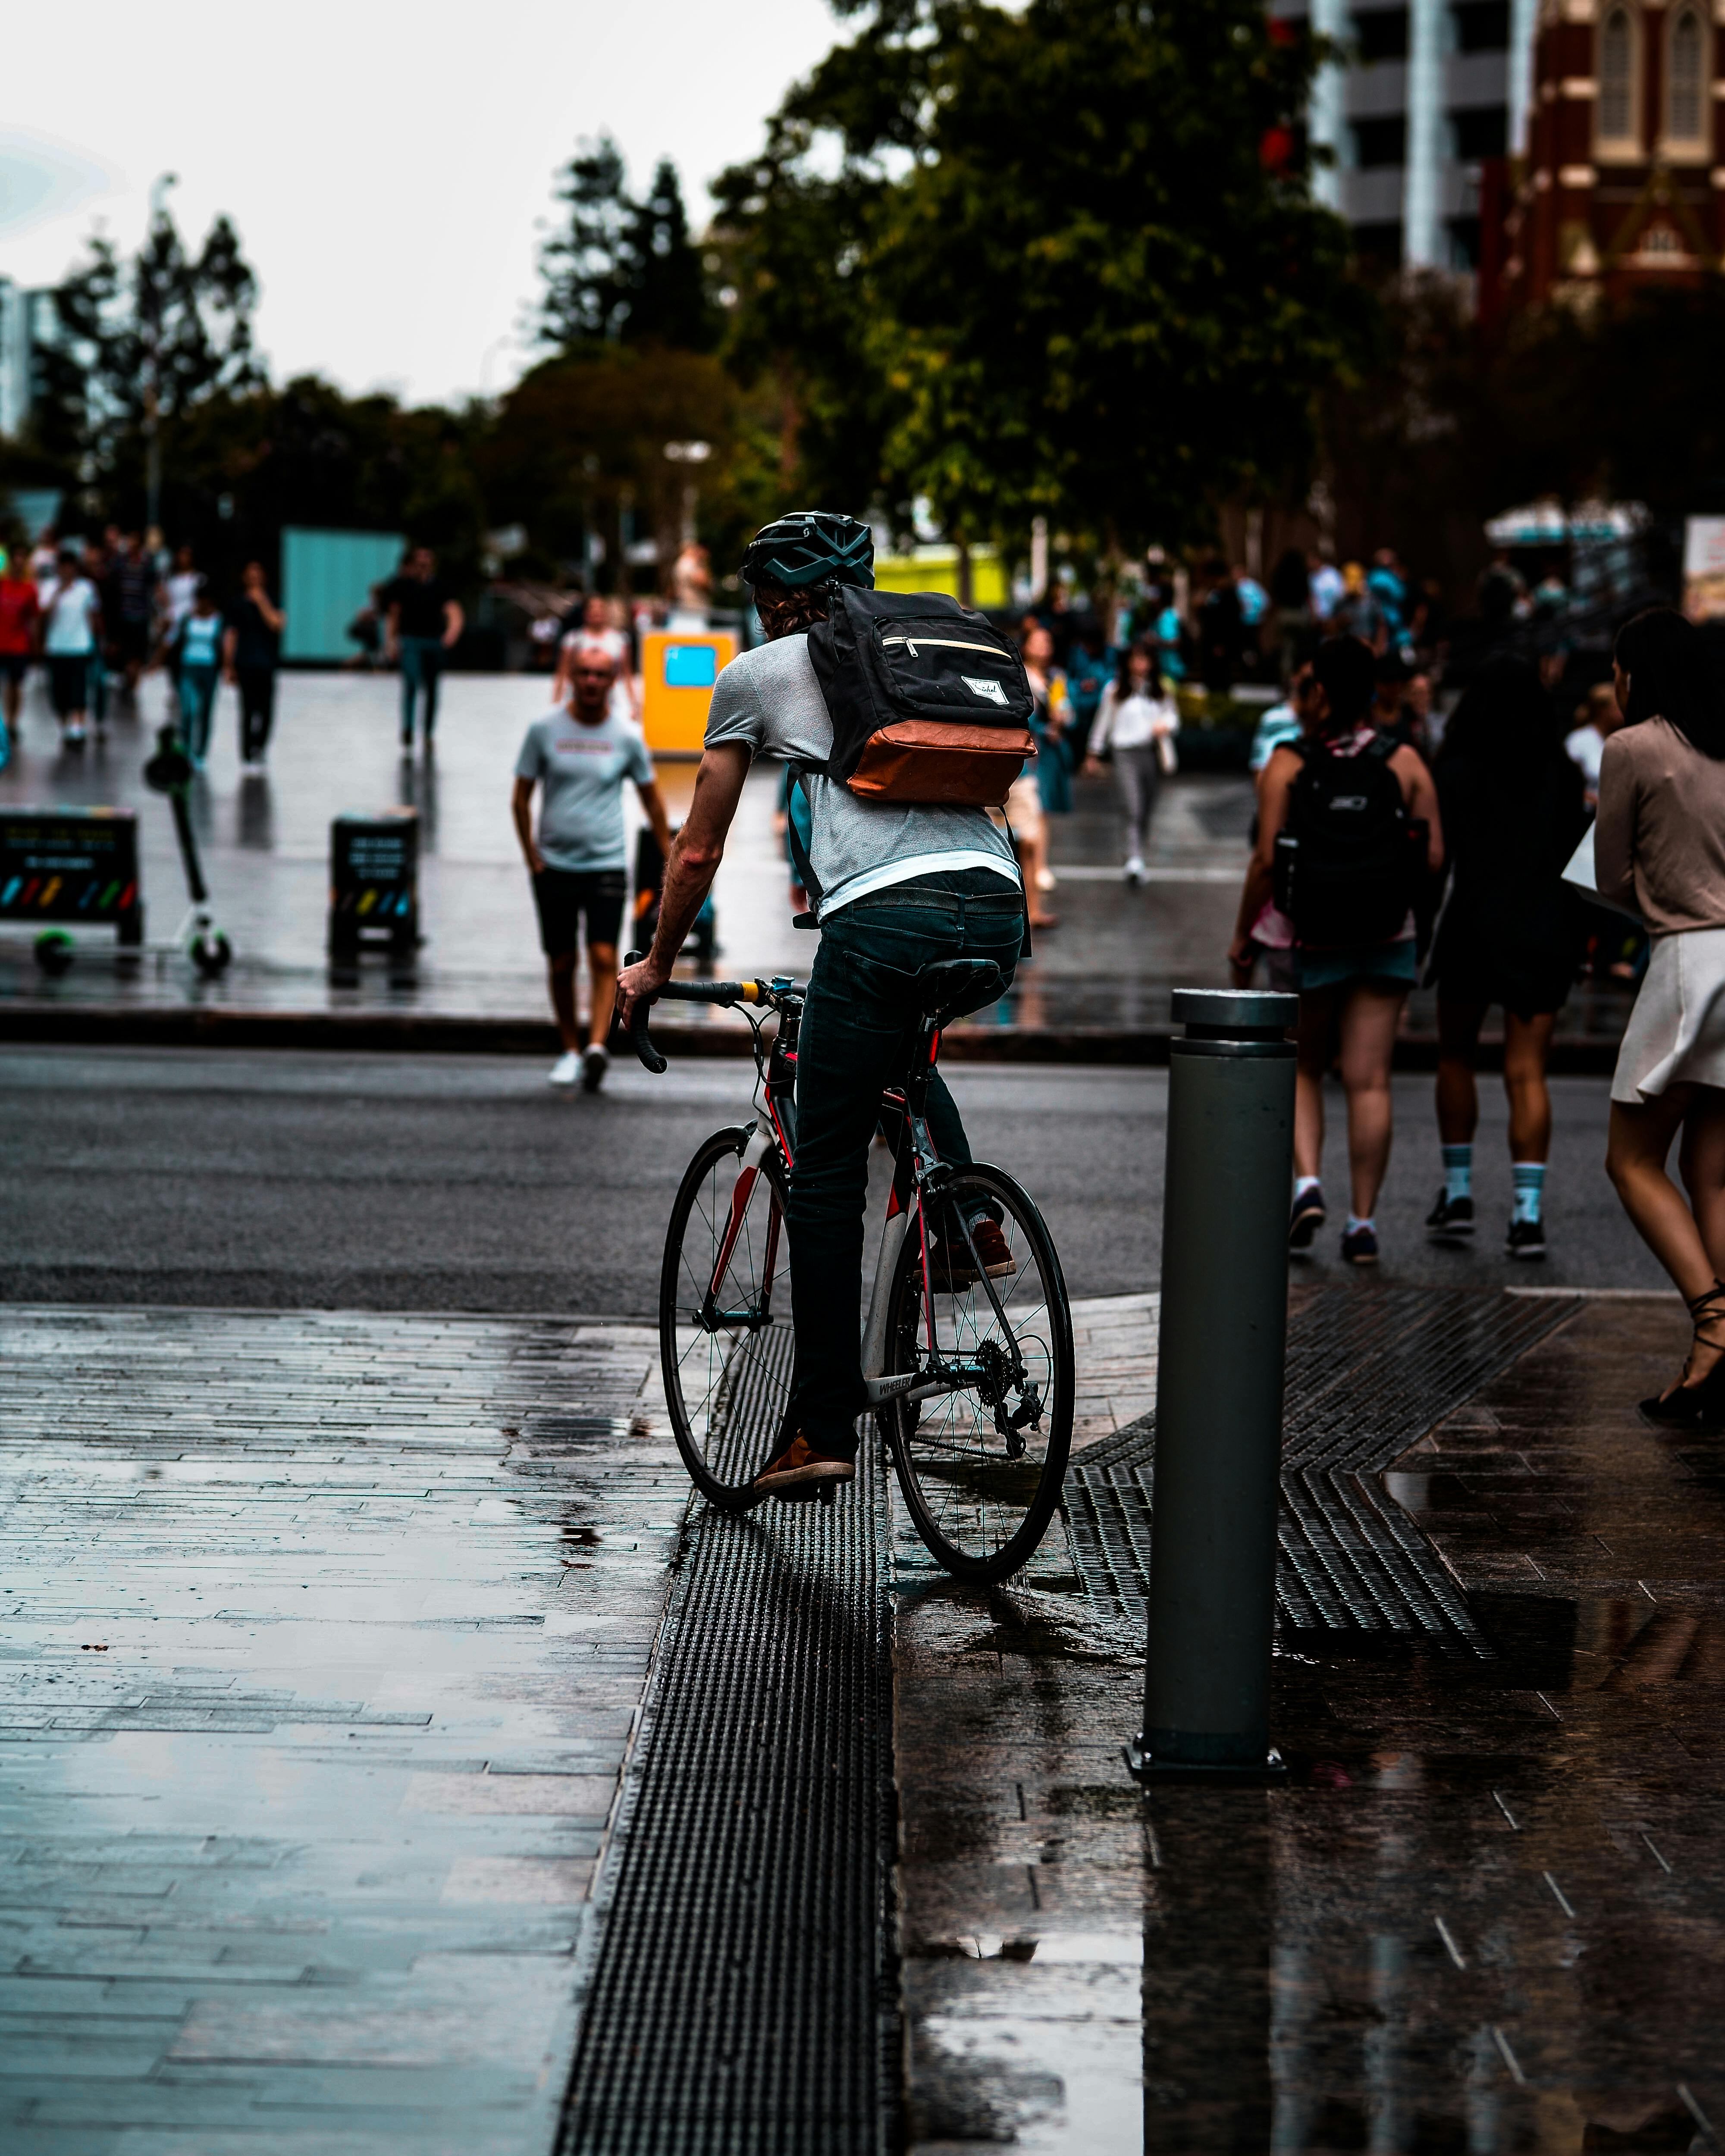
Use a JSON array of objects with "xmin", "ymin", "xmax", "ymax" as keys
[{"xmin": 914, "ymin": 957, "xmax": 1006, "ymax": 1023}]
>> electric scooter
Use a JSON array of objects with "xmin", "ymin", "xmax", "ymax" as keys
[{"xmin": 142, "ymin": 724, "xmax": 233, "ymax": 977}]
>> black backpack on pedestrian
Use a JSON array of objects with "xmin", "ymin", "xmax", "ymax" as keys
[
  {"xmin": 805, "ymin": 586, "xmax": 1036, "ymax": 808},
  {"xmin": 1273, "ymin": 732, "xmax": 1418, "ymax": 948}
]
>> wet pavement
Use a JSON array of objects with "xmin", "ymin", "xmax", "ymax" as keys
[
  {"xmin": 5, "ymin": 1277, "xmax": 1722, "ymax": 2148},
  {"xmin": 0, "ymin": 1289, "xmax": 1162, "ymax": 2153},
  {"xmin": 0, "ymin": 1044, "xmax": 1671, "ymax": 1313},
  {"xmin": 0, "ymin": 668, "xmax": 1634, "ymax": 1053},
  {"xmin": 0, "ymin": 1306, "xmax": 684, "ymax": 2155},
  {"xmin": 895, "ymin": 1292, "xmax": 1725, "ymax": 2153}
]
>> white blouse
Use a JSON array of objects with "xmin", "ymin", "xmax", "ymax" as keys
[{"xmin": 1091, "ymin": 683, "xmax": 1179, "ymax": 754}]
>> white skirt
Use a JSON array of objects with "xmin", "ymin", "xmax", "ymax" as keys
[{"xmin": 1611, "ymin": 926, "xmax": 1725, "ymax": 1102}]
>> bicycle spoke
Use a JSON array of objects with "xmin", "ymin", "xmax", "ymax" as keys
[
  {"xmin": 662, "ymin": 1132, "xmax": 794, "ymax": 1502},
  {"xmin": 888, "ymin": 1170, "xmax": 1070, "ymax": 1577}
]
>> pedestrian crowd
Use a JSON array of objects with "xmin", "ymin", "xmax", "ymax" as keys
[
  {"xmin": 0, "ymin": 523, "xmax": 283, "ymax": 774},
  {"xmin": 1227, "ymin": 596, "xmax": 1725, "ymax": 1432}
]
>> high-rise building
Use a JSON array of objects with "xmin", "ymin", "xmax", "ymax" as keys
[
  {"xmin": 1273, "ymin": 0, "xmax": 1542, "ymax": 270},
  {"xmin": 0, "ymin": 280, "xmax": 34, "ymax": 441}
]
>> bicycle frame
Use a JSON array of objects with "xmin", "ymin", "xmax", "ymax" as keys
[{"xmin": 698, "ymin": 1003, "xmax": 1020, "ymax": 1412}]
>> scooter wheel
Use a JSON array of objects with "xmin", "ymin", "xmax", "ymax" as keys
[
  {"xmin": 34, "ymin": 930, "xmax": 75, "ymax": 977},
  {"xmin": 191, "ymin": 931, "xmax": 232, "ymax": 977}
]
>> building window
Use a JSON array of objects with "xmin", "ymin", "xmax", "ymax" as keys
[
  {"xmin": 1451, "ymin": 2, "xmax": 1510, "ymax": 54},
  {"xmin": 1666, "ymin": 5, "xmax": 1706, "ymax": 147},
  {"xmin": 1350, "ymin": 7, "xmax": 1409, "ymax": 63},
  {"xmin": 1351, "ymin": 114, "xmax": 1408, "ymax": 168},
  {"xmin": 1452, "ymin": 105, "xmax": 1509, "ymax": 159},
  {"xmin": 1597, "ymin": 4, "xmax": 1639, "ymax": 151}
]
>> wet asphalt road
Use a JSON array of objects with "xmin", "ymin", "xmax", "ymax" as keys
[{"xmin": 0, "ymin": 1045, "xmax": 1666, "ymax": 1311}]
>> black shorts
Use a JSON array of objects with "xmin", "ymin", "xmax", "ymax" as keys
[
  {"xmin": 533, "ymin": 868, "xmax": 626, "ymax": 957},
  {"xmin": 0, "ymin": 655, "xmax": 27, "ymax": 686},
  {"xmin": 48, "ymin": 654, "xmax": 90, "ymax": 716}
]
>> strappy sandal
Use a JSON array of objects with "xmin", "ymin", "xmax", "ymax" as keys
[{"xmin": 1640, "ymin": 1279, "xmax": 1725, "ymax": 1429}]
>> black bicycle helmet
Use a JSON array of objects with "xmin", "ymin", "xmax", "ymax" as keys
[{"xmin": 740, "ymin": 511, "xmax": 874, "ymax": 592}]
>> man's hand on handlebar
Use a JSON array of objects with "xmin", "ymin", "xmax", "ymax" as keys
[{"xmin": 616, "ymin": 947, "xmax": 668, "ymax": 1030}]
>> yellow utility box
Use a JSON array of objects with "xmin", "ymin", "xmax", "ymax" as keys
[{"xmin": 641, "ymin": 630, "xmax": 738, "ymax": 757}]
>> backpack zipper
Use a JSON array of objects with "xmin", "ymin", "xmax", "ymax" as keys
[{"xmin": 880, "ymin": 635, "xmax": 1005, "ymax": 661}]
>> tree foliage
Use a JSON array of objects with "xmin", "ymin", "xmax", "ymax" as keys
[
  {"xmin": 32, "ymin": 196, "xmax": 262, "ymax": 492},
  {"xmin": 716, "ymin": 0, "xmax": 1364, "ymax": 554},
  {"xmin": 538, "ymin": 138, "xmax": 720, "ymax": 354},
  {"xmin": 477, "ymin": 345, "xmax": 779, "ymax": 585}
]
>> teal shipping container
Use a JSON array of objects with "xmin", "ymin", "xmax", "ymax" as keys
[{"xmin": 280, "ymin": 528, "xmax": 404, "ymax": 663}]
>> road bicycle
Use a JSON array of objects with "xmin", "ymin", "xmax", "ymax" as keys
[{"xmin": 625, "ymin": 953, "xmax": 1073, "ymax": 1583}]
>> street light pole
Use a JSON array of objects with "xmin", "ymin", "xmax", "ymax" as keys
[{"xmin": 142, "ymin": 173, "xmax": 178, "ymax": 539}]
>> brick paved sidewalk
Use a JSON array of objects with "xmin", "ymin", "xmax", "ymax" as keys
[
  {"xmin": 0, "ymin": 1307, "xmax": 684, "ymax": 2156},
  {"xmin": 0, "ymin": 1292, "xmax": 1160, "ymax": 2153}
]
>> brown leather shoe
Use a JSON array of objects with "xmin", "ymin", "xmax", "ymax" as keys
[
  {"xmin": 926, "ymin": 1218, "xmax": 1017, "ymax": 1292},
  {"xmin": 753, "ymin": 1433, "xmax": 856, "ymax": 1498}
]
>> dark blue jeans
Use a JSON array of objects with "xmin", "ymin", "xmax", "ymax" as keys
[
  {"xmin": 399, "ymin": 636, "xmax": 443, "ymax": 741},
  {"xmin": 787, "ymin": 869, "xmax": 1024, "ymax": 1456}
]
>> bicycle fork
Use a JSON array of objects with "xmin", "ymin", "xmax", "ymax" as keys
[{"xmin": 703, "ymin": 1122, "xmax": 781, "ymax": 1329}]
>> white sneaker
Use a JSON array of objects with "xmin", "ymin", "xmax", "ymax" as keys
[
  {"xmin": 1124, "ymin": 855, "xmax": 1145, "ymax": 885},
  {"xmin": 581, "ymin": 1044, "xmax": 609, "ymax": 1094},
  {"xmin": 549, "ymin": 1050, "xmax": 581, "ymax": 1087}
]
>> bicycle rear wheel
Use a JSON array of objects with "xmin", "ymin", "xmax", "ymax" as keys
[
  {"xmin": 882, "ymin": 1162, "xmax": 1073, "ymax": 1581},
  {"xmin": 659, "ymin": 1125, "xmax": 793, "ymax": 1508}
]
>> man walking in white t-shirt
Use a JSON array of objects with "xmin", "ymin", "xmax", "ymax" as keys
[{"xmin": 512, "ymin": 644, "xmax": 670, "ymax": 1092}]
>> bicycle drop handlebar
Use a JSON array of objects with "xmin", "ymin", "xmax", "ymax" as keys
[{"xmin": 621, "ymin": 951, "xmax": 795, "ymax": 1075}]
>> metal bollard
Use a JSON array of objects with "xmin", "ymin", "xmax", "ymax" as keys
[{"xmin": 1127, "ymin": 987, "xmax": 1298, "ymax": 1782}]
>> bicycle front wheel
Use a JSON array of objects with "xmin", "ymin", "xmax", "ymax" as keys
[
  {"xmin": 659, "ymin": 1125, "xmax": 793, "ymax": 1509},
  {"xmin": 882, "ymin": 1162, "xmax": 1073, "ymax": 1581}
]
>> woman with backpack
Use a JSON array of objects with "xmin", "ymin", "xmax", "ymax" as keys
[
  {"xmin": 1598, "ymin": 608, "xmax": 1725, "ymax": 1427},
  {"xmin": 1229, "ymin": 635, "xmax": 1443, "ymax": 1265},
  {"xmin": 1424, "ymin": 658, "xmax": 1588, "ymax": 1260}
]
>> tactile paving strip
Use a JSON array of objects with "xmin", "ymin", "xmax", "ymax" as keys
[
  {"xmin": 1064, "ymin": 1287, "xmax": 1579, "ymax": 1655},
  {"xmin": 560, "ymin": 1324, "xmax": 897, "ymax": 2155}
]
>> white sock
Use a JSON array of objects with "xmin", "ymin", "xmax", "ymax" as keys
[
  {"xmin": 1346, "ymin": 1215, "xmax": 1374, "ymax": 1235},
  {"xmin": 1295, "ymin": 1175, "xmax": 1321, "ymax": 1200}
]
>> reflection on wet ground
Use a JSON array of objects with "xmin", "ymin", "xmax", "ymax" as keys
[
  {"xmin": 895, "ymin": 1296, "xmax": 1725, "ymax": 2152},
  {"xmin": 0, "ymin": 1308, "xmax": 681, "ymax": 2154}
]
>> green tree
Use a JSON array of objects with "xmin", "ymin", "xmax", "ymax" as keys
[
  {"xmin": 538, "ymin": 138, "xmax": 719, "ymax": 354},
  {"xmin": 476, "ymin": 345, "xmax": 777, "ymax": 589},
  {"xmin": 34, "ymin": 193, "xmax": 261, "ymax": 511},
  {"xmin": 716, "ymin": 0, "xmax": 1363, "ymax": 562}
]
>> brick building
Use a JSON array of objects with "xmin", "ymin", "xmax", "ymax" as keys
[{"xmin": 1490, "ymin": 0, "xmax": 1725, "ymax": 313}]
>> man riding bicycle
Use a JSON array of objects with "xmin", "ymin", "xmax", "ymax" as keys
[{"xmin": 617, "ymin": 514, "xmax": 1026, "ymax": 1500}]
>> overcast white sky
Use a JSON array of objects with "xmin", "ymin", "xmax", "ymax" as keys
[{"xmin": 0, "ymin": 0, "xmax": 842, "ymax": 408}]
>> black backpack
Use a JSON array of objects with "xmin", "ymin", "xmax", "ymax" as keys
[
  {"xmin": 805, "ymin": 587, "xmax": 1037, "ymax": 808},
  {"xmin": 1273, "ymin": 733, "xmax": 1418, "ymax": 948}
]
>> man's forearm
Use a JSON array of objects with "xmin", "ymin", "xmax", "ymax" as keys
[{"xmin": 650, "ymin": 836, "xmax": 719, "ymax": 967}]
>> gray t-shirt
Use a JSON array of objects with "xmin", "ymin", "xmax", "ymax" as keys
[
  {"xmin": 703, "ymin": 633, "xmax": 1020, "ymax": 920},
  {"xmin": 515, "ymin": 707, "xmax": 654, "ymax": 873}
]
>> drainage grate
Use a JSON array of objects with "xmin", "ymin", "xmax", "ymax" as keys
[
  {"xmin": 559, "ymin": 1325, "xmax": 897, "ymax": 2156},
  {"xmin": 1064, "ymin": 1287, "xmax": 1578, "ymax": 1655}
]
